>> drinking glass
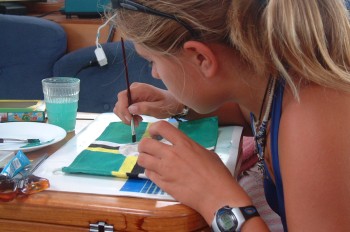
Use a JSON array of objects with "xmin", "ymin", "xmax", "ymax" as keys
[{"xmin": 42, "ymin": 77, "xmax": 80, "ymax": 132}]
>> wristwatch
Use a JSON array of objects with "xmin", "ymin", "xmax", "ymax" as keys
[{"xmin": 211, "ymin": 205, "xmax": 260, "ymax": 232}]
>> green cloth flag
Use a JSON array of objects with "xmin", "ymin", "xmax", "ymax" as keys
[{"xmin": 62, "ymin": 117, "xmax": 218, "ymax": 179}]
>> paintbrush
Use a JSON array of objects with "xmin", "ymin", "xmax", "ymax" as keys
[
  {"xmin": 0, "ymin": 138, "xmax": 40, "ymax": 143},
  {"xmin": 120, "ymin": 37, "xmax": 137, "ymax": 143}
]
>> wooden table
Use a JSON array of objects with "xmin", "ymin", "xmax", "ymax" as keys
[{"xmin": 0, "ymin": 114, "xmax": 209, "ymax": 232}]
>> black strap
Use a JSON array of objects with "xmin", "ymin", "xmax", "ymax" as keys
[{"xmin": 239, "ymin": 206, "xmax": 260, "ymax": 220}]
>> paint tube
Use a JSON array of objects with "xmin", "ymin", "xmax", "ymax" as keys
[{"xmin": 0, "ymin": 150, "xmax": 30, "ymax": 178}]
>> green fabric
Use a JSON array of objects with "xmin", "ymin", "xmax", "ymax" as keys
[
  {"xmin": 178, "ymin": 117, "xmax": 218, "ymax": 148},
  {"xmin": 63, "ymin": 150, "xmax": 125, "ymax": 176},
  {"xmin": 97, "ymin": 121, "xmax": 149, "ymax": 143},
  {"xmin": 62, "ymin": 117, "xmax": 219, "ymax": 178}
]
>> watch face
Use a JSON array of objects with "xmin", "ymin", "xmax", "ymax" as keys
[{"xmin": 217, "ymin": 208, "xmax": 238, "ymax": 232}]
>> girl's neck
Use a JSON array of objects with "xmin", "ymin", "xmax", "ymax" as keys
[{"xmin": 214, "ymin": 43, "xmax": 272, "ymax": 116}]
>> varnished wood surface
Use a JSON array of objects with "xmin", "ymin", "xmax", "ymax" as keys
[
  {"xmin": 23, "ymin": 2, "xmax": 64, "ymax": 15},
  {"xmin": 41, "ymin": 14, "xmax": 121, "ymax": 52},
  {"xmin": 0, "ymin": 190, "xmax": 208, "ymax": 231},
  {"xmin": 0, "ymin": 119, "xmax": 209, "ymax": 231},
  {"xmin": 25, "ymin": 2, "xmax": 120, "ymax": 52}
]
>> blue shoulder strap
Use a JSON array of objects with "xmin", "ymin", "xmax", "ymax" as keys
[{"xmin": 270, "ymin": 79, "xmax": 288, "ymax": 230}]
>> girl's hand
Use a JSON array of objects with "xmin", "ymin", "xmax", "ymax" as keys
[
  {"xmin": 113, "ymin": 82, "xmax": 184, "ymax": 125},
  {"xmin": 137, "ymin": 120, "xmax": 252, "ymax": 224}
]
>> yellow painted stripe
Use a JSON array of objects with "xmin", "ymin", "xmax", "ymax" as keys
[
  {"xmin": 86, "ymin": 147, "xmax": 120, "ymax": 154},
  {"xmin": 141, "ymin": 122, "xmax": 153, "ymax": 139},
  {"xmin": 111, "ymin": 156, "xmax": 138, "ymax": 178},
  {"xmin": 112, "ymin": 171, "xmax": 128, "ymax": 178}
]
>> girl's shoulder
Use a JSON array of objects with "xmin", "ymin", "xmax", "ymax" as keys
[
  {"xmin": 281, "ymin": 84, "xmax": 350, "ymax": 126},
  {"xmin": 275, "ymin": 85, "xmax": 350, "ymax": 232},
  {"xmin": 278, "ymin": 83, "xmax": 350, "ymax": 159}
]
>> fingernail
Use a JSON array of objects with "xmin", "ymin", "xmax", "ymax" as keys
[
  {"xmin": 125, "ymin": 115, "xmax": 131, "ymax": 122},
  {"xmin": 128, "ymin": 105, "xmax": 138, "ymax": 114}
]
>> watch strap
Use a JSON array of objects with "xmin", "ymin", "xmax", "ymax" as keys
[{"xmin": 239, "ymin": 206, "xmax": 260, "ymax": 220}]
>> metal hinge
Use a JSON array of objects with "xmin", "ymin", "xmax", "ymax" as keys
[{"xmin": 89, "ymin": 221, "xmax": 114, "ymax": 232}]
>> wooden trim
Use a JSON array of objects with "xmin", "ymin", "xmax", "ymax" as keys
[
  {"xmin": 0, "ymin": 219, "xmax": 86, "ymax": 232},
  {"xmin": 23, "ymin": 2, "xmax": 64, "ymax": 14}
]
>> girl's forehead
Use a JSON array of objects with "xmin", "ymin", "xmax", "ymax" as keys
[
  {"xmin": 134, "ymin": 44, "xmax": 165, "ymax": 60},
  {"xmin": 134, "ymin": 44, "xmax": 151, "ymax": 56},
  {"xmin": 133, "ymin": 44, "xmax": 144, "ymax": 55}
]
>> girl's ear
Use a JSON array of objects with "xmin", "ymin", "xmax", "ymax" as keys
[{"xmin": 183, "ymin": 41, "xmax": 218, "ymax": 78}]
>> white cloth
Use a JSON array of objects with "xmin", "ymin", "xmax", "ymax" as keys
[{"xmin": 239, "ymin": 163, "xmax": 284, "ymax": 232}]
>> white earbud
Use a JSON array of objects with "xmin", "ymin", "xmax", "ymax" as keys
[{"xmin": 95, "ymin": 13, "xmax": 117, "ymax": 66}]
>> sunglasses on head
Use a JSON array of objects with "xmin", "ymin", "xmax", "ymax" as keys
[{"xmin": 111, "ymin": 0, "xmax": 199, "ymax": 38}]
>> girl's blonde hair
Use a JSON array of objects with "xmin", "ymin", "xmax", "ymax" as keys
[{"xmin": 112, "ymin": 0, "xmax": 350, "ymax": 99}]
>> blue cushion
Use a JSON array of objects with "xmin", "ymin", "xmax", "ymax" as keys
[
  {"xmin": 53, "ymin": 41, "xmax": 166, "ymax": 113},
  {"xmin": 0, "ymin": 15, "xmax": 67, "ymax": 100}
]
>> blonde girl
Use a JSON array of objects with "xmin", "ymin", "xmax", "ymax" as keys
[{"xmin": 113, "ymin": 0, "xmax": 350, "ymax": 231}]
